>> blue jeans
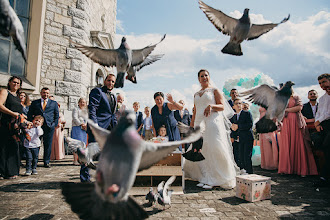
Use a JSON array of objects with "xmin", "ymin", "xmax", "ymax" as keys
[{"xmin": 25, "ymin": 147, "xmax": 40, "ymax": 171}]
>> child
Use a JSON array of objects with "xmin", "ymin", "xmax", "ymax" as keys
[
  {"xmin": 157, "ymin": 125, "xmax": 169, "ymax": 142},
  {"xmin": 133, "ymin": 102, "xmax": 143, "ymax": 134},
  {"xmin": 139, "ymin": 106, "xmax": 153, "ymax": 141},
  {"xmin": 24, "ymin": 115, "xmax": 44, "ymax": 175}
]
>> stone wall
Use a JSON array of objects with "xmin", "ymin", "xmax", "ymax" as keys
[{"xmin": 33, "ymin": 0, "xmax": 117, "ymax": 129}]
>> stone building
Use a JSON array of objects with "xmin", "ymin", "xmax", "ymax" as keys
[{"xmin": 0, "ymin": 0, "xmax": 117, "ymax": 130}]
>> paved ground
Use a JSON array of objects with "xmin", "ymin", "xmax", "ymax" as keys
[{"xmin": 0, "ymin": 156, "xmax": 330, "ymax": 220}]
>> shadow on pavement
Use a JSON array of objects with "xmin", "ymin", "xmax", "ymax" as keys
[
  {"xmin": 0, "ymin": 182, "xmax": 62, "ymax": 192},
  {"xmin": 10, "ymin": 213, "xmax": 54, "ymax": 220}
]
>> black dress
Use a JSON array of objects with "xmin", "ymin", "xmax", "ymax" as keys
[{"xmin": 0, "ymin": 91, "xmax": 23, "ymax": 178}]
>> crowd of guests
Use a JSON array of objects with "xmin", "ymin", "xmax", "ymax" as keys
[{"xmin": 0, "ymin": 73, "xmax": 329, "ymax": 189}]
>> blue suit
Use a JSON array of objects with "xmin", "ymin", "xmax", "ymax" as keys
[
  {"xmin": 135, "ymin": 111, "xmax": 143, "ymax": 133},
  {"xmin": 230, "ymin": 114, "xmax": 240, "ymax": 166},
  {"xmin": 27, "ymin": 99, "xmax": 59, "ymax": 165},
  {"xmin": 234, "ymin": 110, "xmax": 254, "ymax": 173}
]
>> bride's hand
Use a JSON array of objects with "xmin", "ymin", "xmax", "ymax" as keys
[{"xmin": 204, "ymin": 105, "xmax": 212, "ymax": 117}]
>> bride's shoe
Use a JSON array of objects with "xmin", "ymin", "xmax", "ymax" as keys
[
  {"xmin": 196, "ymin": 182, "xmax": 204, "ymax": 187},
  {"xmin": 202, "ymin": 184, "xmax": 213, "ymax": 189}
]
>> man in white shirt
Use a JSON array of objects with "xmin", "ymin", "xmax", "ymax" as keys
[{"xmin": 314, "ymin": 73, "xmax": 330, "ymax": 187}]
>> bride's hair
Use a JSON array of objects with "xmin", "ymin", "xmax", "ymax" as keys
[{"xmin": 198, "ymin": 69, "xmax": 209, "ymax": 77}]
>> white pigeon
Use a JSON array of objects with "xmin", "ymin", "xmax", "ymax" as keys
[
  {"xmin": 199, "ymin": 0, "xmax": 290, "ymax": 56},
  {"xmin": 157, "ymin": 176, "xmax": 176, "ymax": 210},
  {"xmin": 0, "ymin": 0, "xmax": 27, "ymax": 61},
  {"xmin": 61, "ymin": 111, "xmax": 201, "ymax": 220},
  {"xmin": 71, "ymin": 34, "xmax": 166, "ymax": 88}
]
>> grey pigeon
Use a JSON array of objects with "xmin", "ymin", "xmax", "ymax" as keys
[
  {"xmin": 61, "ymin": 111, "xmax": 201, "ymax": 220},
  {"xmin": 71, "ymin": 34, "xmax": 166, "ymax": 88},
  {"xmin": 65, "ymin": 137, "xmax": 101, "ymax": 169},
  {"xmin": 126, "ymin": 54, "xmax": 164, "ymax": 84},
  {"xmin": 157, "ymin": 175, "xmax": 176, "ymax": 210},
  {"xmin": 240, "ymin": 81, "xmax": 295, "ymax": 133},
  {"xmin": 145, "ymin": 187, "xmax": 158, "ymax": 207},
  {"xmin": 199, "ymin": 0, "xmax": 290, "ymax": 56},
  {"xmin": 0, "ymin": 0, "xmax": 27, "ymax": 61}
]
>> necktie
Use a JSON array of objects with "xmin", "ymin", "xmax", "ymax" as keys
[{"xmin": 42, "ymin": 100, "xmax": 47, "ymax": 110}]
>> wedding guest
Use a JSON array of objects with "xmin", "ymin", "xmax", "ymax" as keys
[
  {"xmin": 174, "ymin": 100, "xmax": 191, "ymax": 150},
  {"xmin": 151, "ymin": 92, "xmax": 182, "ymax": 141},
  {"xmin": 50, "ymin": 98, "xmax": 66, "ymax": 160},
  {"xmin": 157, "ymin": 125, "xmax": 169, "ymax": 142},
  {"xmin": 302, "ymin": 90, "xmax": 318, "ymax": 133},
  {"xmin": 28, "ymin": 87, "xmax": 59, "ymax": 168},
  {"xmin": 116, "ymin": 93, "xmax": 126, "ymax": 119},
  {"xmin": 19, "ymin": 92, "xmax": 31, "ymax": 116},
  {"xmin": 228, "ymin": 88, "xmax": 238, "ymax": 108},
  {"xmin": 0, "ymin": 76, "xmax": 24, "ymax": 179},
  {"xmin": 243, "ymin": 102, "xmax": 250, "ymax": 111},
  {"xmin": 23, "ymin": 115, "xmax": 44, "ymax": 175},
  {"xmin": 231, "ymin": 98, "xmax": 254, "ymax": 174},
  {"xmin": 140, "ymin": 106, "xmax": 153, "ymax": 141},
  {"xmin": 71, "ymin": 97, "xmax": 88, "ymax": 165},
  {"xmin": 133, "ymin": 102, "xmax": 143, "ymax": 134},
  {"xmin": 230, "ymin": 103, "xmax": 240, "ymax": 167},
  {"xmin": 278, "ymin": 92, "xmax": 318, "ymax": 176},
  {"xmin": 259, "ymin": 107, "xmax": 279, "ymax": 170},
  {"xmin": 313, "ymin": 73, "xmax": 330, "ymax": 187}
]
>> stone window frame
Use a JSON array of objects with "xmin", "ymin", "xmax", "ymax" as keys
[{"xmin": 0, "ymin": 0, "xmax": 47, "ymax": 92}]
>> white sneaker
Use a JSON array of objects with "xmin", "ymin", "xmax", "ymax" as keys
[
  {"xmin": 202, "ymin": 184, "xmax": 213, "ymax": 189},
  {"xmin": 196, "ymin": 182, "xmax": 204, "ymax": 187}
]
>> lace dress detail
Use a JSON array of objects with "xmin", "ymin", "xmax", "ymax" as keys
[{"xmin": 183, "ymin": 88, "xmax": 239, "ymax": 189}]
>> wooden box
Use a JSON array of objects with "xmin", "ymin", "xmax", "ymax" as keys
[{"xmin": 236, "ymin": 174, "xmax": 271, "ymax": 202}]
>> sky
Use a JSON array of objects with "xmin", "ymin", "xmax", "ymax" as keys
[{"xmin": 112, "ymin": 0, "xmax": 329, "ymax": 114}]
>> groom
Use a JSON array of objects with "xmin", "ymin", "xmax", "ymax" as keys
[{"xmin": 231, "ymin": 98, "xmax": 254, "ymax": 174}]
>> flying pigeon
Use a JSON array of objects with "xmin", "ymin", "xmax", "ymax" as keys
[
  {"xmin": 65, "ymin": 137, "xmax": 101, "ymax": 169},
  {"xmin": 240, "ymin": 81, "xmax": 295, "ymax": 133},
  {"xmin": 198, "ymin": 0, "xmax": 290, "ymax": 56},
  {"xmin": 0, "ymin": 0, "xmax": 27, "ymax": 61},
  {"xmin": 157, "ymin": 175, "xmax": 176, "ymax": 210},
  {"xmin": 126, "ymin": 54, "xmax": 164, "ymax": 84},
  {"xmin": 145, "ymin": 187, "xmax": 158, "ymax": 207},
  {"xmin": 61, "ymin": 111, "xmax": 201, "ymax": 220},
  {"xmin": 71, "ymin": 34, "xmax": 166, "ymax": 88}
]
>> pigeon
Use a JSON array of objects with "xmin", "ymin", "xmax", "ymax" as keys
[
  {"xmin": 240, "ymin": 81, "xmax": 295, "ymax": 133},
  {"xmin": 126, "ymin": 54, "xmax": 164, "ymax": 84},
  {"xmin": 198, "ymin": 0, "xmax": 290, "ymax": 56},
  {"xmin": 157, "ymin": 175, "xmax": 176, "ymax": 210},
  {"xmin": 0, "ymin": 0, "xmax": 27, "ymax": 61},
  {"xmin": 177, "ymin": 122, "xmax": 205, "ymax": 162},
  {"xmin": 61, "ymin": 111, "xmax": 201, "ymax": 220},
  {"xmin": 145, "ymin": 187, "xmax": 158, "ymax": 207},
  {"xmin": 71, "ymin": 34, "xmax": 166, "ymax": 88},
  {"xmin": 65, "ymin": 137, "xmax": 101, "ymax": 169}
]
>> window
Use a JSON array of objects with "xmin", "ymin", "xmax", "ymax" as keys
[
  {"xmin": 96, "ymin": 69, "xmax": 104, "ymax": 86},
  {"xmin": 0, "ymin": 0, "xmax": 30, "ymax": 77}
]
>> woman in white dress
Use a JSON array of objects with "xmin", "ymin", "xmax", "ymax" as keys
[{"xmin": 183, "ymin": 69, "xmax": 239, "ymax": 189}]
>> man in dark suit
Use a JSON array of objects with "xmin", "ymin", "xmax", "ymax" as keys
[
  {"xmin": 82, "ymin": 74, "xmax": 118, "ymax": 182},
  {"xmin": 133, "ymin": 102, "xmax": 143, "ymax": 134},
  {"xmin": 27, "ymin": 87, "xmax": 59, "ymax": 168},
  {"xmin": 228, "ymin": 88, "xmax": 238, "ymax": 108},
  {"xmin": 230, "ymin": 105, "xmax": 240, "ymax": 168},
  {"xmin": 302, "ymin": 90, "xmax": 318, "ymax": 131},
  {"xmin": 231, "ymin": 98, "xmax": 254, "ymax": 174},
  {"xmin": 174, "ymin": 100, "xmax": 191, "ymax": 151}
]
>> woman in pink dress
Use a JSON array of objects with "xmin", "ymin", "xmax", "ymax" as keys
[
  {"xmin": 259, "ymin": 107, "xmax": 279, "ymax": 170},
  {"xmin": 50, "ymin": 102, "xmax": 66, "ymax": 160},
  {"xmin": 278, "ymin": 95, "xmax": 318, "ymax": 176}
]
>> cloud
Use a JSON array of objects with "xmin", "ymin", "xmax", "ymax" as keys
[{"xmin": 116, "ymin": 20, "xmax": 125, "ymax": 33}]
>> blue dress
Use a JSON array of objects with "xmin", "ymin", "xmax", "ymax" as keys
[{"xmin": 151, "ymin": 103, "xmax": 181, "ymax": 141}]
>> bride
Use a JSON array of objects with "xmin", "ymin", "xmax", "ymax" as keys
[{"xmin": 183, "ymin": 69, "xmax": 239, "ymax": 189}]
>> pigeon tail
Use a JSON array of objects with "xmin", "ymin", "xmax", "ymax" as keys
[
  {"xmin": 221, "ymin": 42, "xmax": 243, "ymax": 56},
  {"xmin": 61, "ymin": 182, "xmax": 148, "ymax": 220},
  {"xmin": 114, "ymin": 72, "xmax": 125, "ymax": 88},
  {"xmin": 256, "ymin": 116, "xmax": 277, "ymax": 133},
  {"xmin": 182, "ymin": 137, "xmax": 205, "ymax": 162}
]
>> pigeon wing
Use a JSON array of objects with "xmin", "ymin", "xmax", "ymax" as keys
[
  {"xmin": 198, "ymin": 0, "xmax": 238, "ymax": 36},
  {"xmin": 240, "ymin": 84, "xmax": 277, "ymax": 109},
  {"xmin": 71, "ymin": 40, "xmax": 117, "ymax": 67},
  {"xmin": 247, "ymin": 14, "xmax": 290, "ymax": 40},
  {"xmin": 135, "ymin": 54, "xmax": 164, "ymax": 72},
  {"xmin": 163, "ymin": 176, "xmax": 176, "ymax": 198},
  {"xmin": 131, "ymin": 34, "xmax": 166, "ymax": 66},
  {"xmin": 87, "ymin": 119, "xmax": 111, "ymax": 150},
  {"xmin": 138, "ymin": 126, "xmax": 201, "ymax": 171},
  {"xmin": 86, "ymin": 142, "xmax": 101, "ymax": 162},
  {"xmin": 65, "ymin": 137, "xmax": 86, "ymax": 153}
]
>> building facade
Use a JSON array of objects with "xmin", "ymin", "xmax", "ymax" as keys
[{"xmin": 0, "ymin": 0, "xmax": 117, "ymax": 129}]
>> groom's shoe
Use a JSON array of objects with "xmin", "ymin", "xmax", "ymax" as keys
[
  {"xmin": 202, "ymin": 184, "xmax": 213, "ymax": 189},
  {"xmin": 196, "ymin": 183, "xmax": 204, "ymax": 187}
]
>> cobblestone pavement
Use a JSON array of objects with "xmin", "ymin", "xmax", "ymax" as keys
[{"xmin": 0, "ymin": 156, "xmax": 329, "ymax": 220}]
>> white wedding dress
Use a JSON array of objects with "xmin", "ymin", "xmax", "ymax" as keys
[{"xmin": 183, "ymin": 88, "xmax": 240, "ymax": 189}]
